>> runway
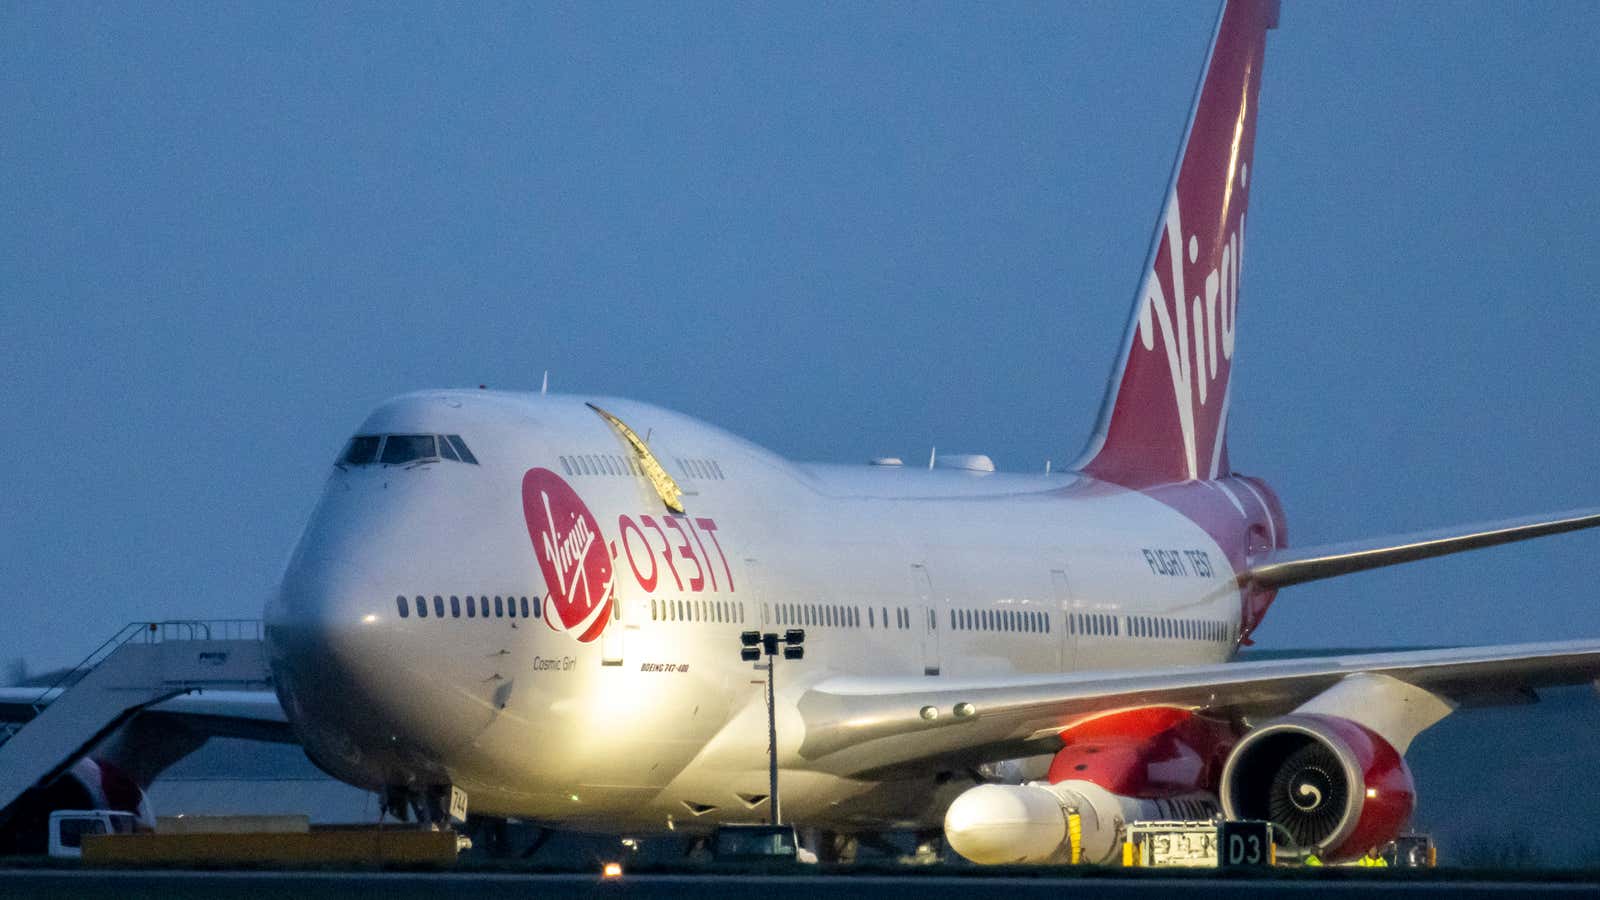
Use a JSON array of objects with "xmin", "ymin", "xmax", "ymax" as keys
[{"xmin": 6, "ymin": 868, "xmax": 1600, "ymax": 900}]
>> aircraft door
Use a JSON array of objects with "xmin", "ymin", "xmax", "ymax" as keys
[
  {"xmin": 600, "ymin": 584, "xmax": 629, "ymax": 667},
  {"xmin": 911, "ymin": 564, "xmax": 939, "ymax": 676},
  {"xmin": 1050, "ymin": 568, "xmax": 1076, "ymax": 671}
]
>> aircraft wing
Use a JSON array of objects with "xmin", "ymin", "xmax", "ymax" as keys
[
  {"xmin": 0, "ymin": 687, "xmax": 295, "ymax": 744},
  {"xmin": 793, "ymin": 640, "xmax": 1600, "ymax": 776},
  {"xmin": 1241, "ymin": 507, "xmax": 1600, "ymax": 589}
]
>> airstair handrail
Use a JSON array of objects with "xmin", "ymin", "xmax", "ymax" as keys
[
  {"xmin": 21, "ymin": 619, "xmax": 265, "ymax": 715},
  {"xmin": 23, "ymin": 622, "xmax": 148, "ymax": 714}
]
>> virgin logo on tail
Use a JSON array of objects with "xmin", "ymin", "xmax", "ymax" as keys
[
  {"xmin": 522, "ymin": 468, "xmax": 615, "ymax": 643},
  {"xmin": 1136, "ymin": 177, "xmax": 1246, "ymax": 481},
  {"xmin": 1076, "ymin": 0, "xmax": 1272, "ymax": 489}
]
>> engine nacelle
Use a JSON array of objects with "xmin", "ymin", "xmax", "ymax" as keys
[
  {"xmin": 944, "ymin": 779, "xmax": 1216, "ymax": 865},
  {"xmin": 1219, "ymin": 714, "xmax": 1413, "ymax": 861},
  {"xmin": 0, "ymin": 757, "xmax": 153, "ymax": 855}
]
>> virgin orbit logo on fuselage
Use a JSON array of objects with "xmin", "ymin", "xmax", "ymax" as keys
[{"xmin": 522, "ymin": 468, "xmax": 614, "ymax": 643}]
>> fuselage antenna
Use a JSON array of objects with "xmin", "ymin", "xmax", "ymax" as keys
[
  {"xmin": 541, "ymin": 370, "xmax": 549, "ymax": 396},
  {"xmin": 928, "ymin": 446, "xmax": 937, "ymax": 471}
]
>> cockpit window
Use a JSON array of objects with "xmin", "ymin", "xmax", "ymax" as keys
[
  {"xmin": 446, "ymin": 434, "xmax": 478, "ymax": 465},
  {"xmin": 337, "ymin": 433, "xmax": 478, "ymax": 468},
  {"xmin": 341, "ymin": 435, "xmax": 381, "ymax": 466},
  {"xmin": 380, "ymin": 434, "xmax": 437, "ymax": 465}
]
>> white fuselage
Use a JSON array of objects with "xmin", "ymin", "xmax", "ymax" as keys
[{"xmin": 265, "ymin": 390, "xmax": 1246, "ymax": 832}]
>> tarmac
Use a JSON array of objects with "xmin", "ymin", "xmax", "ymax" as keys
[{"xmin": 6, "ymin": 867, "xmax": 1600, "ymax": 900}]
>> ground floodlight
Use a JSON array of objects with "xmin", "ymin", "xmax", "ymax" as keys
[
  {"xmin": 741, "ymin": 647, "xmax": 761, "ymax": 662},
  {"xmin": 784, "ymin": 629, "xmax": 805, "ymax": 645},
  {"xmin": 783, "ymin": 645, "xmax": 804, "ymax": 660},
  {"xmin": 741, "ymin": 630, "xmax": 761, "ymax": 647}
]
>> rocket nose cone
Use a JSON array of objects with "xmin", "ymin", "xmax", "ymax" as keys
[{"xmin": 944, "ymin": 783, "xmax": 1069, "ymax": 866}]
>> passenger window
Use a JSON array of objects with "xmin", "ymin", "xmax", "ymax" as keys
[
  {"xmin": 381, "ymin": 434, "xmax": 437, "ymax": 465},
  {"xmin": 450, "ymin": 596, "xmax": 461, "ymax": 617},
  {"xmin": 396, "ymin": 595, "xmax": 409, "ymax": 618},
  {"xmin": 342, "ymin": 435, "xmax": 381, "ymax": 466},
  {"xmin": 495, "ymin": 596, "xmax": 504, "ymax": 617},
  {"xmin": 416, "ymin": 596, "xmax": 427, "ymax": 618},
  {"xmin": 446, "ymin": 435, "xmax": 478, "ymax": 465},
  {"xmin": 480, "ymin": 596, "xmax": 490, "ymax": 617},
  {"xmin": 466, "ymin": 595, "xmax": 476, "ymax": 618},
  {"xmin": 433, "ymin": 596, "xmax": 444, "ymax": 618},
  {"xmin": 521, "ymin": 597, "xmax": 531, "ymax": 618}
]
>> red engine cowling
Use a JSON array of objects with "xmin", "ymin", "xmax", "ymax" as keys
[
  {"xmin": 1, "ymin": 757, "xmax": 153, "ymax": 855},
  {"xmin": 1219, "ymin": 714, "xmax": 1413, "ymax": 861}
]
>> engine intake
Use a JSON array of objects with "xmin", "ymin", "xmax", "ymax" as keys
[{"xmin": 1219, "ymin": 714, "xmax": 1414, "ymax": 861}]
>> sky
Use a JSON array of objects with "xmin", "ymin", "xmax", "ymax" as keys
[{"xmin": 4, "ymin": 1, "xmax": 1600, "ymax": 673}]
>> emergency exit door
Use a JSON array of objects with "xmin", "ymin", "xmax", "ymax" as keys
[
  {"xmin": 911, "ymin": 564, "xmax": 939, "ymax": 676},
  {"xmin": 1050, "ymin": 568, "xmax": 1074, "ymax": 671},
  {"xmin": 600, "ymin": 585, "xmax": 628, "ymax": 666}
]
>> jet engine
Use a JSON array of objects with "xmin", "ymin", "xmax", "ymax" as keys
[
  {"xmin": 1219, "ymin": 714, "xmax": 1414, "ymax": 861},
  {"xmin": 944, "ymin": 779, "xmax": 1216, "ymax": 865},
  {"xmin": 0, "ymin": 757, "xmax": 153, "ymax": 854}
]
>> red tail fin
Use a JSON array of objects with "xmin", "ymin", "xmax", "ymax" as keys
[{"xmin": 1076, "ymin": 0, "xmax": 1277, "ymax": 487}]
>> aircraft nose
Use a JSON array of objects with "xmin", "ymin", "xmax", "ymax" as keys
[{"xmin": 266, "ymin": 548, "xmax": 392, "ymax": 714}]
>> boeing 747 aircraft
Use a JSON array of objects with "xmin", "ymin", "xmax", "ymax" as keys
[{"xmin": 7, "ymin": 0, "xmax": 1600, "ymax": 864}]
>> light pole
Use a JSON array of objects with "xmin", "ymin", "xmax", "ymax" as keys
[{"xmin": 740, "ymin": 628, "xmax": 804, "ymax": 826}]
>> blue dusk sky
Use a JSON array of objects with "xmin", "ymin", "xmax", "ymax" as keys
[{"xmin": 3, "ymin": 1, "xmax": 1599, "ymax": 671}]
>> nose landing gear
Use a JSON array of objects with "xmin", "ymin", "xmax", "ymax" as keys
[{"xmin": 380, "ymin": 784, "xmax": 462, "ymax": 831}]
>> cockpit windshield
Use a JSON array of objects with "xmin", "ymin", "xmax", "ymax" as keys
[
  {"xmin": 339, "ymin": 434, "xmax": 478, "ymax": 468},
  {"xmin": 380, "ymin": 434, "xmax": 435, "ymax": 465},
  {"xmin": 342, "ymin": 435, "xmax": 381, "ymax": 466}
]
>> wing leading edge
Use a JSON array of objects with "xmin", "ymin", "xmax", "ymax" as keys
[
  {"xmin": 792, "ymin": 640, "xmax": 1600, "ymax": 776},
  {"xmin": 1241, "ymin": 507, "xmax": 1600, "ymax": 589},
  {"xmin": 0, "ymin": 688, "xmax": 293, "ymax": 744}
]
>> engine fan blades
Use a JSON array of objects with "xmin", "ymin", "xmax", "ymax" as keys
[{"xmin": 1267, "ymin": 742, "xmax": 1348, "ymax": 848}]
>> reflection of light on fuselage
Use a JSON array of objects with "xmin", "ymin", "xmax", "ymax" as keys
[{"xmin": 266, "ymin": 389, "xmax": 1245, "ymax": 830}]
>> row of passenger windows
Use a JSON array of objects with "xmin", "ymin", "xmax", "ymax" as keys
[
  {"xmin": 652, "ymin": 598, "xmax": 746, "ymax": 624},
  {"xmin": 396, "ymin": 594, "xmax": 534, "ymax": 620},
  {"xmin": 559, "ymin": 452, "xmax": 727, "ymax": 482},
  {"xmin": 561, "ymin": 453, "xmax": 640, "ymax": 478},
  {"xmin": 674, "ymin": 457, "xmax": 725, "ymax": 480},
  {"xmin": 1068, "ymin": 612, "xmax": 1232, "ymax": 642},
  {"xmin": 1071, "ymin": 612, "xmax": 1120, "ymax": 637},
  {"xmin": 392, "ymin": 590, "xmax": 1233, "ymax": 644},
  {"xmin": 770, "ymin": 602, "xmax": 914, "ymax": 631},
  {"xmin": 951, "ymin": 607, "xmax": 1052, "ymax": 634},
  {"xmin": 341, "ymin": 434, "xmax": 479, "ymax": 467},
  {"xmin": 1129, "ymin": 615, "xmax": 1231, "ymax": 643}
]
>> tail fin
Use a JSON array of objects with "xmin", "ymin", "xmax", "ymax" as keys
[{"xmin": 1075, "ymin": 0, "xmax": 1278, "ymax": 487}]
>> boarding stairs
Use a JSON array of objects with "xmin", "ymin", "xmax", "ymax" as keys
[{"xmin": 0, "ymin": 620, "xmax": 271, "ymax": 823}]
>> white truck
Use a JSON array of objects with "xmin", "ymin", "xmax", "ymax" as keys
[{"xmin": 47, "ymin": 810, "xmax": 140, "ymax": 859}]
